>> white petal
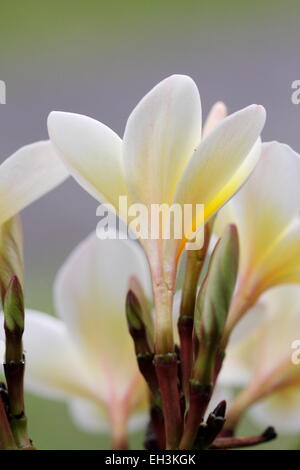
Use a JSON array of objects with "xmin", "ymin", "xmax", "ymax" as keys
[
  {"xmin": 69, "ymin": 398, "xmax": 110, "ymax": 433},
  {"xmin": 221, "ymin": 285, "xmax": 300, "ymax": 387},
  {"xmin": 249, "ymin": 386, "xmax": 300, "ymax": 433},
  {"xmin": 123, "ymin": 74, "xmax": 202, "ymax": 205},
  {"xmin": 7, "ymin": 310, "xmax": 99, "ymax": 401},
  {"xmin": 127, "ymin": 413, "xmax": 148, "ymax": 432},
  {"xmin": 69, "ymin": 398, "xmax": 148, "ymax": 434},
  {"xmin": 219, "ymin": 297, "xmax": 269, "ymax": 387},
  {"xmin": 256, "ymin": 215, "xmax": 300, "ymax": 288},
  {"xmin": 202, "ymin": 101, "xmax": 227, "ymax": 138},
  {"xmin": 0, "ymin": 141, "xmax": 68, "ymax": 225},
  {"xmin": 54, "ymin": 231, "xmax": 151, "ymax": 403},
  {"xmin": 48, "ymin": 112, "xmax": 128, "ymax": 207},
  {"xmin": 218, "ymin": 355, "xmax": 251, "ymax": 388},
  {"xmin": 174, "ymin": 105, "xmax": 265, "ymax": 222},
  {"xmin": 216, "ymin": 142, "xmax": 300, "ymax": 287}
]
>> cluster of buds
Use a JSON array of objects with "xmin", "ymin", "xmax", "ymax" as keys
[{"xmin": 126, "ymin": 223, "xmax": 277, "ymax": 450}]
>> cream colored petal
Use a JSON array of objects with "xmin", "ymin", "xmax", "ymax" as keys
[
  {"xmin": 174, "ymin": 105, "xmax": 265, "ymax": 224},
  {"xmin": 68, "ymin": 398, "xmax": 110, "ymax": 433},
  {"xmin": 0, "ymin": 141, "xmax": 68, "ymax": 226},
  {"xmin": 123, "ymin": 74, "xmax": 202, "ymax": 205},
  {"xmin": 216, "ymin": 142, "xmax": 300, "ymax": 284},
  {"xmin": 202, "ymin": 101, "xmax": 227, "ymax": 138},
  {"xmin": 218, "ymin": 299, "xmax": 267, "ymax": 387},
  {"xmin": 255, "ymin": 216, "xmax": 300, "ymax": 289},
  {"xmin": 54, "ymin": 231, "xmax": 151, "ymax": 403},
  {"xmin": 48, "ymin": 112, "xmax": 128, "ymax": 208},
  {"xmin": 249, "ymin": 386, "xmax": 300, "ymax": 433},
  {"xmin": 222, "ymin": 285, "xmax": 300, "ymax": 388},
  {"xmin": 69, "ymin": 397, "xmax": 147, "ymax": 435},
  {"xmin": 0, "ymin": 310, "xmax": 98, "ymax": 401},
  {"xmin": 167, "ymin": 107, "xmax": 264, "ymax": 264},
  {"xmin": 127, "ymin": 413, "xmax": 148, "ymax": 432}
]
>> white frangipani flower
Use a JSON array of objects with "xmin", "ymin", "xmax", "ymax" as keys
[
  {"xmin": 1, "ymin": 231, "xmax": 151, "ymax": 448},
  {"xmin": 220, "ymin": 285, "xmax": 300, "ymax": 433},
  {"xmin": 47, "ymin": 75, "xmax": 266, "ymax": 352},
  {"xmin": 215, "ymin": 142, "xmax": 300, "ymax": 339}
]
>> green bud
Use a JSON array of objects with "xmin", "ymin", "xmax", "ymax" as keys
[
  {"xmin": 193, "ymin": 224, "xmax": 239, "ymax": 383},
  {"xmin": 4, "ymin": 275, "xmax": 24, "ymax": 363},
  {"xmin": 126, "ymin": 288, "xmax": 159, "ymax": 397},
  {"xmin": 126, "ymin": 289, "xmax": 152, "ymax": 355},
  {"xmin": 126, "ymin": 290, "xmax": 143, "ymax": 330},
  {"xmin": 129, "ymin": 276, "xmax": 154, "ymax": 342},
  {"xmin": 0, "ymin": 216, "xmax": 23, "ymax": 305},
  {"xmin": 4, "ymin": 276, "xmax": 24, "ymax": 333}
]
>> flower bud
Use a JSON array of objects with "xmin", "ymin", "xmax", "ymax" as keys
[
  {"xmin": 0, "ymin": 216, "xmax": 23, "ymax": 305},
  {"xmin": 4, "ymin": 275, "xmax": 24, "ymax": 363},
  {"xmin": 126, "ymin": 289, "xmax": 152, "ymax": 356},
  {"xmin": 193, "ymin": 224, "xmax": 239, "ymax": 383}
]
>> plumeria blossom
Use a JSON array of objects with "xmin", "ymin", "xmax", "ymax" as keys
[
  {"xmin": 1, "ymin": 231, "xmax": 152, "ymax": 448},
  {"xmin": 0, "ymin": 141, "xmax": 68, "ymax": 296},
  {"xmin": 220, "ymin": 284, "xmax": 300, "ymax": 434},
  {"xmin": 215, "ymin": 142, "xmax": 300, "ymax": 340},
  {"xmin": 47, "ymin": 75, "xmax": 266, "ymax": 352}
]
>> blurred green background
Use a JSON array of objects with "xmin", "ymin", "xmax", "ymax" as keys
[{"xmin": 0, "ymin": 0, "xmax": 300, "ymax": 449}]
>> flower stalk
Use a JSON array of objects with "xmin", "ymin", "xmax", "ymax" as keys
[
  {"xmin": 154, "ymin": 353, "xmax": 182, "ymax": 450},
  {"xmin": 178, "ymin": 221, "xmax": 213, "ymax": 401},
  {"xmin": 210, "ymin": 427, "xmax": 277, "ymax": 449},
  {"xmin": 178, "ymin": 225, "xmax": 239, "ymax": 449},
  {"xmin": 3, "ymin": 275, "xmax": 34, "ymax": 450},
  {"xmin": 0, "ymin": 384, "xmax": 17, "ymax": 450},
  {"xmin": 179, "ymin": 381, "xmax": 212, "ymax": 450}
]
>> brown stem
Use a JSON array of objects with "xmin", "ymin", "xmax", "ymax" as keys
[
  {"xmin": 213, "ymin": 348, "xmax": 225, "ymax": 384},
  {"xmin": 210, "ymin": 427, "xmax": 277, "ymax": 449},
  {"xmin": 179, "ymin": 381, "xmax": 212, "ymax": 450},
  {"xmin": 150, "ymin": 405, "xmax": 166, "ymax": 450},
  {"xmin": 110, "ymin": 412, "xmax": 129, "ymax": 450},
  {"xmin": 4, "ymin": 361, "xmax": 25, "ymax": 417},
  {"xmin": 137, "ymin": 353, "xmax": 159, "ymax": 398},
  {"xmin": 4, "ymin": 359, "xmax": 32, "ymax": 449},
  {"xmin": 178, "ymin": 316, "xmax": 194, "ymax": 401},
  {"xmin": 154, "ymin": 353, "xmax": 182, "ymax": 450},
  {"xmin": 111, "ymin": 432, "xmax": 128, "ymax": 450},
  {"xmin": 0, "ymin": 387, "xmax": 17, "ymax": 450}
]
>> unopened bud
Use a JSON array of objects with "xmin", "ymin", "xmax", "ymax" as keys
[
  {"xmin": 193, "ymin": 225, "xmax": 239, "ymax": 383},
  {"xmin": 126, "ymin": 290, "xmax": 152, "ymax": 355},
  {"xmin": 4, "ymin": 275, "xmax": 24, "ymax": 364},
  {"xmin": 0, "ymin": 216, "xmax": 23, "ymax": 305}
]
